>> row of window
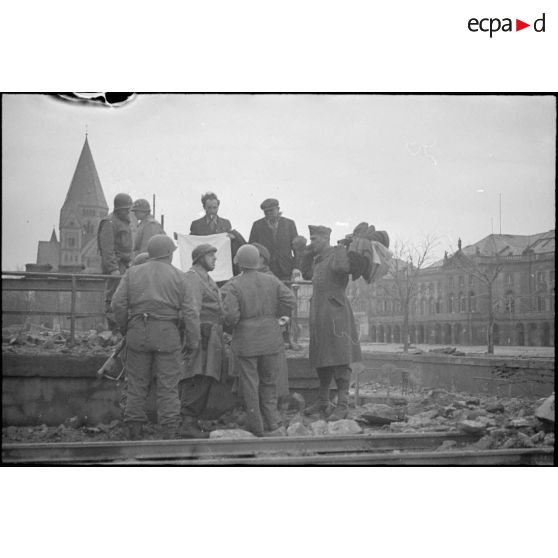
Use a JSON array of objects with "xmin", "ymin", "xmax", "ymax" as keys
[{"xmin": 375, "ymin": 292, "xmax": 554, "ymax": 316}]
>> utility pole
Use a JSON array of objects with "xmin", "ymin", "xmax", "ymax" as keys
[
  {"xmin": 152, "ymin": 194, "xmax": 156, "ymax": 219},
  {"xmin": 499, "ymin": 193, "xmax": 502, "ymax": 235}
]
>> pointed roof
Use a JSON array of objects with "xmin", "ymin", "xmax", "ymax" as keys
[
  {"xmin": 61, "ymin": 136, "xmax": 108, "ymax": 214},
  {"xmin": 50, "ymin": 228, "xmax": 58, "ymax": 243}
]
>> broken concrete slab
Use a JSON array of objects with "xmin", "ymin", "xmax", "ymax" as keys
[
  {"xmin": 357, "ymin": 403, "xmax": 400, "ymax": 425},
  {"xmin": 457, "ymin": 420, "xmax": 487, "ymax": 435},
  {"xmin": 310, "ymin": 420, "xmax": 329, "ymax": 436},
  {"xmin": 535, "ymin": 393, "xmax": 554, "ymax": 424},
  {"xmin": 327, "ymin": 419, "xmax": 362, "ymax": 436}
]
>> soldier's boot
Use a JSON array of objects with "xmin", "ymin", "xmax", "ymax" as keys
[
  {"xmin": 179, "ymin": 416, "xmax": 209, "ymax": 439},
  {"xmin": 304, "ymin": 369, "xmax": 334, "ymax": 416},
  {"xmin": 124, "ymin": 421, "xmax": 143, "ymax": 440},
  {"xmin": 327, "ymin": 378, "xmax": 350, "ymax": 421},
  {"xmin": 159, "ymin": 425, "xmax": 180, "ymax": 439}
]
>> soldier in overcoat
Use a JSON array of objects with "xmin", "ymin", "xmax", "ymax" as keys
[
  {"xmin": 179, "ymin": 243, "xmax": 225, "ymax": 438},
  {"xmin": 302, "ymin": 225, "xmax": 362, "ymax": 421}
]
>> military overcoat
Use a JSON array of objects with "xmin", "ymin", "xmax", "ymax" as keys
[{"xmin": 305, "ymin": 246, "xmax": 362, "ymax": 368}]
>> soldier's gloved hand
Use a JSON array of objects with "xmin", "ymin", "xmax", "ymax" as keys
[{"xmin": 110, "ymin": 270, "xmax": 121, "ymax": 276}]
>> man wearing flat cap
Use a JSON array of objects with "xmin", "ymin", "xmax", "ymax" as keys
[
  {"xmin": 178, "ymin": 243, "xmax": 225, "ymax": 438},
  {"xmin": 249, "ymin": 198, "xmax": 298, "ymax": 282},
  {"xmin": 302, "ymin": 225, "xmax": 362, "ymax": 421}
]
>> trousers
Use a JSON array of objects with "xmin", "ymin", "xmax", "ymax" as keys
[
  {"xmin": 236, "ymin": 354, "xmax": 279, "ymax": 435},
  {"xmin": 179, "ymin": 375, "xmax": 214, "ymax": 419},
  {"xmin": 124, "ymin": 319, "xmax": 182, "ymax": 428}
]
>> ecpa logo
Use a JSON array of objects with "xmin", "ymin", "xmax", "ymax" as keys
[{"xmin": 468, "ymin": 12, "xmax": 546, "ymax": 37}]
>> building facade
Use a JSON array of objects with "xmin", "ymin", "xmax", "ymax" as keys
[{"xmin": 351, "ymin": 231, "xmax": 555, "ymax": 347}]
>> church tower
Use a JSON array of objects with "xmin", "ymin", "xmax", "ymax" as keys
[{"xmin": 59, "ymin": 134, "xmax": 108, "ymax": 271}]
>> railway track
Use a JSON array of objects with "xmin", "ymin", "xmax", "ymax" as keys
[{"xmin": 2, "ymin": 432, "xmax": 554, "ymax": 465}]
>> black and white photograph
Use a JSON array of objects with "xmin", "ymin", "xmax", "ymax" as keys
[{"xmin": 2, "ymin": 93, "xmax": 555, "ymax": 466}]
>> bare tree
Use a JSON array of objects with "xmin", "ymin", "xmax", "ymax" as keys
[
  {"xmin": 387, "ymin": 234, "xmax": 439, "ymax": 352},
  {"xmin": 447, "ymin": 249, "xmax": 504, "ymax": 354}
]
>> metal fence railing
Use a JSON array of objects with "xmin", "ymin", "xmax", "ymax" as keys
[{"xmin": 2, "ymin": 271, "xmax": 313, "ymax": 345}]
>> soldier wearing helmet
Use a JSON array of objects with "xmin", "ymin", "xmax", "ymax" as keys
[
  {"xmin": 178, "ymin": 243, "xmax": 224, "ymax": 438},
  {"xmin": 131, "ymin": 198, "xmax": 165, "ymax": 257},
  {"xmin": 97, "ymin": 193, "xmax": 134, "ymax": 331},
  {"xmin": 111, "ymin": 234, "xmax": 200, "ymax": 440},
  {"xmin": 220, "ymin": 244, "xmax": 296, "ymax": 437}
]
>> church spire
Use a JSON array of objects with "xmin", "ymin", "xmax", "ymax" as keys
[
  {"xmin": 60, "ymin": 134, "xmax": 108, "ymax": 228},
  {"xmin": 50, "ymin": 228, "xmax": 58, "ymax": 243}
]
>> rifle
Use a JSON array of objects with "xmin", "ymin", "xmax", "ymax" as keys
[{"xmin": 96, "ymin": 338, "xmax": 126, "ymax": 381}]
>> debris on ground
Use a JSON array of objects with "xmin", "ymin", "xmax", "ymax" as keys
[
  {"xmin": 2, "ymin": 380, "xmax": 554, "ymax": 449},
  {"xmin": 2, "ymin": 325, "xmax": 123, "ymax": 356},
  {"xmin": 428, "ymin": 346, "xmax": 466, "ymax": 356}
]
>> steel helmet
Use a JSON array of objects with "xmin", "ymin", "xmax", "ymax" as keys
[
  {"xmin": 132, "ymin": 252, "xmax": 150, "ymax": 266},
  {"xmin": 234, "ymin": 244, "xmax": 260, "ymax": 270},
  {"xmin": 114, "ymin": 193, "xmax": 133, "ymax": 210},
  {"xmin": 131, "ymin": 198, "xmax": 151, "ymax": 213},
  {"xmin": 252, "ymin": 242, "xmax": 270, "ymax": 265},
  {"xmin": 192, "ymin": 243, "xmax": 217, "ymax": 264},
  {"xmin": 147, "ymin": 234, "xmax": 176, "ymax": 260}
]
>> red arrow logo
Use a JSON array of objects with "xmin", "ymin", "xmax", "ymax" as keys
[{"xmin": 516, "ymin": 19, "xmax": 530, "ymax": 31}]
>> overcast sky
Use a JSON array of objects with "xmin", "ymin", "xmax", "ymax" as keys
[{"xmin": 2, "ymin": 94, "xmax": 555, "ymax": 270}]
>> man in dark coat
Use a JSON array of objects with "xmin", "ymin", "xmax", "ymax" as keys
[
  {"xmin": 221, "ymin": 244, "xmax": 295, "ymax": 436},
  {"xmin": 190, "ymin": 192, "xmax": 245, "ymax": 277},
  {"xmin": 98, "ymin": 193, "xmax": 134, "ymax": 332},
  {"xmin": 302, "ymin": 225, "xmax": 362, "ymax": 421},
  {"xmin": 179, "ymin": 243, "xmax": 224, "ymax": 438},
  {"xmin": 248, "ymin": 198, "xmax": 298, "ymax": 281},
  {"xmin": 189, "ymin": 192, "xmax": 233, "ymax": 236}
]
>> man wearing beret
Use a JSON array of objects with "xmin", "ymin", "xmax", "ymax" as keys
[
  {"xmin": 302, "ymin": 225, "xmax": 362, "ymax": 421},
  {"xmin": 178, "ymin": 243, "xmax": 225, "ymax": 438},
  {"xmin": 248, "ymin": 198, "xmax": 298, "ymax": 282}
]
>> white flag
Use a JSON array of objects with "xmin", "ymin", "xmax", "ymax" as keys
[{"xmin": 176, "ymin": 232, "xmax": 233, "ymax": 282}]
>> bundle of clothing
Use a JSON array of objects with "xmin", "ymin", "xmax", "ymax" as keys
[{"xmin": 339, "ymin": 222, "xmax": 392, "ymax": 283}]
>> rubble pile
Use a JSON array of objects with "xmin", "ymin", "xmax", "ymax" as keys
[{"xmin": 2, "ymin": 324, "xmax": 122, "ymax": 355}]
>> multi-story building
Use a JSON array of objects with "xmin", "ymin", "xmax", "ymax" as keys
[{"xmin": 351, "ymin": 230, "xmax": 555, "ymax": 347}]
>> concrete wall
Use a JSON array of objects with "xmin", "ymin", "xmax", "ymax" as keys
[{"xmin": 2, "ymin": 350, "xmax": 554, "ymax": 426}]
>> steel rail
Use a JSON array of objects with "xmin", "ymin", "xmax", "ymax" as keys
[
  {"xmin": 112, "ymin": 448, "xmax": 554, "ymax": 466},
  {"xmin": 3, "ymin": 432, "xmax": 480, "ymax": 464}
]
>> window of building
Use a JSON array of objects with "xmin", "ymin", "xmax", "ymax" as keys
[
  {"xmin": 550, "ymin": 271, "xmax": 555, "ymax": 285},
  {"xmin": 436, "ymin": 298, "xmax": 442, "ymax": 314},
  {"xmin": 420, "ymin": 299, "xmax": 426, "ymax": 315},
  {"xmin": 383, "ymin": 300, "xmax": 389, "ymax": 314},
  {"xmin": 448, "ymin": 294, "xmax": 454, "ymax": 313},
  {"xmin": 67, "ymin": 237, "xmax": 75, "ymax": 248},
  {"xmin": 458, "ymin": 275, "xmax": 464, "ymax": 288},
  {"xmin": 469, "ymin": 291, "xmax": 476, "ymax": 312},
  {"xmin": 468, "ymin": 274, "xmax": 474, "ymax": 287},
  {"xmin": 448, "ymin": 277, "xmax": 454, "ymax": 289},
  {"xmin": 429, "ymin": 298, "xmax": 435, "ymax": 315},
  {"xmin": 504, "ymin": 291, "xmax": 515, "ymax": 314},
  {"xmin": 505, "ymin": 272, "xmax": 514, "ymax": 286},
  {"xmin": 536, "ymin": 271, "xmax": 545, "ymax": 285},
  {"xmin": 537, "ymin": 296, "xmax": 546, "ymax": 312},
  {"xmin": 459, "ymin": 292, "xmax": 466, "ymax": 312}
]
